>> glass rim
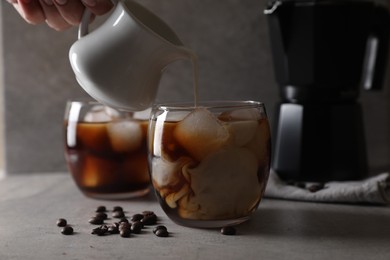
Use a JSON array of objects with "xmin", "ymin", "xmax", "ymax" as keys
[
  {"xmin": 154, "ymin": 100, "xmax": 265, "ymax": 111},
  {"xmin": 66, "ymin": 98, "xmax": 100, "ymax": 106}
]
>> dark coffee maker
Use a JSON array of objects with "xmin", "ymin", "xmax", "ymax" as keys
[{"xmin": 264, "ymin": 0, "xmax": 390, "ymax": 182}]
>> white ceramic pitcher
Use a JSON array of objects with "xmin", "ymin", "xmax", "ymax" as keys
[{"xmin": 69, "ymin": 0, "xmax": 192, "ymax": 111}]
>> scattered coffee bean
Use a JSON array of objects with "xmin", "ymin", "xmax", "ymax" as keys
[
  {"xmin": 130, "ymin": 213, "xmax": 144, "ymax": 222},
  {"xmin": 93, "ymin": 229, "xmax": 106, "ymax": 236},
  {"xmin": 56, "ymin": 218, "xmax": 67, "ymax": 227},
  {"xmin": 142, "ymin": 210, "xmax": 154, "ymax": 216},
  {"xmin": 95, "ymin": 212, "xmax": 108, "ymax": 220},
  {"xmin": 153, "ymin": 225, "xmax": 167, "ymax": 234},
  {"xmin": 131, "ymin": 221, "xmax": 143, "ymax": 234},
  {"xmin": 141, "ymin": 214, "xmax": 157, "ymax": 225},
  {"xmin": 113, "ymin": 206, "xmax": 123, "ymax": 212},
  {"xmin": 89, "ymin": 217, "xmax": 104, "ymax": 225},
  {"xmin": 112, "ymin": 211, "xmax": 125, "ymax": 218},
  {"xmin": 155, "ymin": 228, "xmax": 169, "ymax": 237},
  {"xmin": 120, "ymin": 229, "xmax": 131, "ymax": 238},
  {"xmin": 107, "ymin": 225, "xmax": 119, "ymax": 234},
  {"xmin": 58, "ymin": 207, "xmax": 180, "ymax": 239},
  {"xmin": 91, "ymin": 227, "xmax": 100, "ymax": 234},
  {"xmin": 119, "ymin": 217, "xmax": 129, "ymax": 223},
  {"xmin": 221, "ymin": 226, "xmax": 236, "ymax": 236},
  {"xmin": 119, "ymin": 222, "xmax": 131, "ymax": 231},
  {"xmin": 96, "ymin": 206, "xmax": 106, "ymax": 212},
  {"xmin": 308, "ymin": 183, "xmax": 325, "ymax": 193},
  {"xmin": 91, "ymin": 225, "xmax": 108, "ymax": 236},
  {"xmin": 61, "ymin": 226, "xmax": 74, "ymax": 235}
]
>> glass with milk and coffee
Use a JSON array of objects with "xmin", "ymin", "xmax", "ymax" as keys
[
  {"xmin": 148, "ymin": 101, "xmax": 271, "ymax": 228},
  {"xmin": 68, "ymin": 0, "xmax": 271, "ymax": 225},
  {"xmin": 64, "ymin": 100, "xmax": 151, "ymax": 199}
]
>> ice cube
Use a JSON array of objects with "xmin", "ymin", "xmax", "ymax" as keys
[
  {"xmin": 84, "ymin": 105, "xmax": 120, "ymax": 122},
  {"xmin": 75, "ymin": 122, "xmax": 111, "ymax": 152},
  {"xmin": 104, "ymin": 106, "xmax": 121, "ymax": 118},
  {"xmin": 174, "ymin": 108, "xmax": 229, "ymax": 161},
  {"xmin": 218, "ymin": 108, "xmax": 261, "ymax": 121},
  {"xmin": 81, "ymin": 155, "xmax": 119, "ymax": 188},
  {"xmin": 225, "ymin": 120, "xmax": 258, "ymax": 147},
  {"xmin": 151, "ymin": 112, "xmax": 190, "ymax": 159},
  {"xmin": 180, "ymin": 147, "xmax": 261, "ymax": 220},
  {"xmin": 107, "ymin": 120, "xmax": 143, "ymax": 153}
]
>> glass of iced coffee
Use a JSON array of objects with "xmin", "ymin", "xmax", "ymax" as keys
[
  {"xmin": 148, "ymin": 101, "xmax": 271, "ymax": 228},
  {"xmin": 64, "ymin": 100, "xmax": 151, "ymax": 199}
]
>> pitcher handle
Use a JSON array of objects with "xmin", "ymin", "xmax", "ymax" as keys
[{"xmin": 78, "ymin": 0, "xmax": 119, "ymax": 39}]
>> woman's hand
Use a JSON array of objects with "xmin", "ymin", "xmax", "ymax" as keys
[{"xmin": 7, "ymin": 0, "xmax": 114, "ymax": 31}]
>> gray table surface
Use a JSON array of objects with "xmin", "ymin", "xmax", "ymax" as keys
[{"xmin": 0, "ymin": 173, "xmax": 389, "ymax": 260}]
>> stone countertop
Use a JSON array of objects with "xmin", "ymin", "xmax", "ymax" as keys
[{"xmin": 0, "ymin": 173, "xmax": 389, "ymax": 260}]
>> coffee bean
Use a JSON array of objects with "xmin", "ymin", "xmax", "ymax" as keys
[
  {"xmin": 221, "ymin": 226, "xmax": 236, "ymax": 236},
  {"xmin": 91, "ymin": 227, "xmax": 100, "ymax": 235},
  {"xmin": 119, "ymin": 217, "xmax": 129, "ymax": 223},
  {"xmin": 131, "ymin": 221, "xmax": 143, "ymax": 234},
  {"xmin": 89, "ymin": 217, "xmax": 104, "ymax": 225},
  {"xmin": 112, "ymin": 211, "xmax": 125, "ymax": 218},
  {"xmin": 91, "ymin": 225, "xmax": 108, "ymax": 236},
  {"xmin": 56, "ymin": 218, "xmax": 67, "ymax": 227},
  {"xmin": 119, "ymin": 222, "xmax": 131, "ymax": 231},
  {"xmin": 107, "ymin": 225, "xmax": 119, "ymax": 234},
  {"xmin": 96, "ymin": 206, "xmax": 106, "ymax": 212},
  {"xmin": 140, "ymin": 214, "xmax": 157, "ymax": 225},
  {"xmin": 61, "ymin": 226, "xmax": 74, "ymax": 235},
  {"xmin": 94, "ymin": 229, "xmax": 106, "ymax": 236},
  {"xmin": 142, "ymin": 210, "xmax": 154, "ymax": 216},
  {"xmin": 155, "ymin": 229, "xmax": 169, "ymax": 237},
  {"xmin": 95, "ymin": 212, "xmax": 108, "ymax": 220},
  {"xmin": 153, "ymin": 225, "xmax": 167, "ymax": 234},
  {"xmin": 120, "ymin": 229, "xmax": 131, "ymax": 238},
  {"xmin": 130, "ymin": 214, "xmax": 144, "ymax": 222},
  {"xmin": 308, "ymin": 183, "xmax": 325, "ymax": 193},
  {"xmin": 113, "ymin": 206, "xmax": 123, "ymax": 212}
]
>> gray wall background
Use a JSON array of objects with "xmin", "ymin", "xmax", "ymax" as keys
[{"xmin": 0, "ymin": 0, "xmax": 389, "ymax": 174}]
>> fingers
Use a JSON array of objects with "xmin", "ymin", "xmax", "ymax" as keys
[
  {"xmin": 14, "ymin": 0, "xmax": 46, "ymax": 25},
  {"xmin": 52, "ymin": 0, "xmax": 85, "ymax": 26},
  {"xmin": 9, "ymin": 0, "xmax": 114, "ymax": 31},
  {"xmin": 39, "ymin": 0, "xmax": 71, "ymax": 31}
]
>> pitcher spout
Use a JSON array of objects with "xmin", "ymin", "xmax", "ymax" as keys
[{"xmin": 159, "ymin": 45, "xmax": 195, "ymax": 67}]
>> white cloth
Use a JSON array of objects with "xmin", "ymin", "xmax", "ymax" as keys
[{"xmin": 264, "ymin": 170, "xmax": 390, "ymax": 205}]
